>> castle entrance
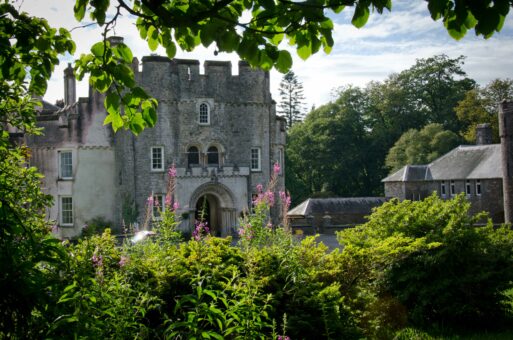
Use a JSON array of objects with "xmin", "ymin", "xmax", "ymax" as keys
[
  {"xmin": 195, "ymin": 194, "xmax": 220, "ymax": 236},
  {"xmin": 189, "ymin": 183, "xmax": 237, "ymax": 237}
]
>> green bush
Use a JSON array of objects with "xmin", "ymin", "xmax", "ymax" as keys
[{"xmin": 338, "ymin": 194, "xmax": 513, "ymax": 335}]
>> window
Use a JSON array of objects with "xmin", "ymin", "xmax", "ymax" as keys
[
  {"xmin": 466, "ymin": 180, "xmax": 471, "ymax": 196},
  {"xmin": 207, "ymin": 146, "xmax": 219, "ymax": 165},
  {"xmin": 59, "ymin": 151, "xmax": 73, "ymax": 179},
  {"xmin": 151, "ymin": 146, "xmax": 164, "ymax": 171},
  {"xmin": 441, "ymin": 181, "xmax": 446, "ymax": 197},
  {"xmin": 187, "ymin": 146, "xmax": 200, "ymax": 167},
  {"xmin": 152, "ymin": 194, "xmax": 164, "ymax": 219},
  {"xmin": 251, "ymin": 147, "xmax": 261, "ymax": 171},
  {"xmin": 450, "ymin": 180, "xmax": 455, "ymax": 195},
  {"xmin": 476, "ymin": 180, "xmax": 482, "ymax": 196},
  {"xmin": 277, "ymin": 148, "xmax": 284, "ymax": 175},
  {"xmin": 60, "ymin": 196, "xmax": 73, "ymax": 226},
  {"xmin": 199, "ymin": 103, "xmax": 210, "ymax": 125}
]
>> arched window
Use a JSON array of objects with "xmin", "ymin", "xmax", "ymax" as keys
[
  {"xmin": 207, "ymin": 146, "xmax": 219, "ymax": 165},
  {"xmin": 187, "ymin": 146, "xmax": 200, "ymax": 167},
  {"xmin": 199, "ymin": 103, "xmax": 210, "ymax": 124}
]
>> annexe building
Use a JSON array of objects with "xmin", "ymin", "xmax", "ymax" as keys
[
  {"xmin": 382, "ymin": 124, "xmax": 504, "ymax": 222},
  {"xmin": 25, "ymin": 42, "xmax": 286, "ymax": 238}
]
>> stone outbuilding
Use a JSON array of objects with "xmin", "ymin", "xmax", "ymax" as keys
[
  {"xmin": 383, "ymin": 124, "xmax": 504, "ymax": 222},
  {"xmin": 287, "ymin": 197, "xmax": 387, "ymax": 234}
]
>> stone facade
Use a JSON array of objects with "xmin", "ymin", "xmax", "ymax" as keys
[
  {"xmin": 24, "ymin": 52, "xmax": 285, "ymax": 238},
  {"xmin": 383, "ymin": 141, "xmax": 505, "ymax": 223}
]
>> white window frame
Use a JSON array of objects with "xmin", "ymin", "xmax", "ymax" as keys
[
  {"xmin": 450, "ymin": 180, "xmax": 455, "ymax": 196},
  {"xmin": 466, "ymin": 180, "xmax": 472, "ymax": 196},
  {"xmin": 440, "ymin": 181, "xmax": 446, "ymax": 198},
  {"xmin": 475, "ymin": 179, "xmax": 482, "ymax": 196},
  {"xmin": 277, "ymin": 148, "xmax": 284, "ymax": 176},
  {"xmin": 151, "ymin": 146, "xmax": 164, "ymax": 171},
  {"xmin": 58, "ymin": 150, "xmax": 73, "ymax": 179},
  {"xmin": 198, "ymin": 102, "xmax": 210, "ymax": 125},
  {"xmin": 152, "ymin": 194, "xmax": 164, "ymax": 220},
  {"xmin": 251, "ymin": 147, "xmax": 261, "ymax": 172},
  {"xmin": 60, "ymin": 196, "xmax": 73, "ymax": 226}
]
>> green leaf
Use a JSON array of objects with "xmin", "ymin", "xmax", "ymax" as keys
[
  {"xmin": 113, "ymin": 43, "xmax": 133, "ymax": 63},
  {"xmin": 91, "ymin": 41, "xmax": 105, "ymax": 57},
  {"xmin": 275, "ymin": 50, "xmax": 292, "ymax": 73},
  {"xmin": 166, "ymin": 41, "xmax": 177, "ymax": 59},
  {"xmin": 104, "ymin": 92, "xmax": 120, "ymax": 116},
  {"xmin": 352, "ymin": 4, "xmax": 370, "ymax": 28},
  {"xmin": 297, "ymin": 44, "xmax": 311, "ymax": 61},
  {"xmin": 147, "ymin": 26, "xmax": 159, "ymax": 51},
  {"xmin": 74, "ymin": 0, "xmax": 87, "ymax": 21},
  {"xmin": 112, "ymin": 63, "xmax": 135, "ymax": 88}
]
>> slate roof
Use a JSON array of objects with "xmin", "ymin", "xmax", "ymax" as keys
[
  {"xmin": 382, "ymin": 144, "xmax": 502, "ymax": 182},
  {"xmin": 287, "ymin": 197, "xmax": 386, "ymax": 217}
]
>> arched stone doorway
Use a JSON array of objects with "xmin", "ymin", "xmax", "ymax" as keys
[{"xmin": 189, "ymin": 183, "xmax": 237, "ymax": 237}]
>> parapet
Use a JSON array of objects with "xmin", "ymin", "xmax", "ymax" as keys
[{"xmin": 205, "ymin": 61, "xmax": 232, "ymax": 76}]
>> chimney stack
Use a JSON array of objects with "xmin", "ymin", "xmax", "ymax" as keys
[
  {"xmin": 63, "ymin": 63, "xmax": 76, "ymax": 105},
  {"xmin": 499, "ymin": 100, "xmax": 513, "ymax": 223},
  {"xmin": 476, "ymin": 123, "xmax": 493, "ymax": 145}
]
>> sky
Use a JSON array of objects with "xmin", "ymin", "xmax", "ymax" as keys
[{"xmin": 20, "ymin": 0, "xmax": 513, "ymax": 110}]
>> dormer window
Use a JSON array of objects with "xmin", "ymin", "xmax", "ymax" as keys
[{"xmin": 199, "ymin": 103, "xmax": 210, "ymax": 125}]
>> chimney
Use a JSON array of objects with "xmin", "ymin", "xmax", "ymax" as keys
[
  {"xmin": 476, "ymin": 123, "xmax": 493, "ymax": 145},
  {"xmin": 499, "ymin": 100, "xmax": 513, "ymax": 223},
  {"xmin": 107, "ymin": 36, "xmax": 124, "ymax": 46},
  {"xmin": 63, "ymin": 63, "xmax": 76, "ymax": 105}
]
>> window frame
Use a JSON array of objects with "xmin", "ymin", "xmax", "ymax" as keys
[
  {"xmin": 475, "ymin": 179, "xmax": 482, "ymax": 196},
  {"xmin": 450, "ymin": 180, "xmax": 455, "ymax": 196},
  {"xmin": 187, "ymin": 146, "xmax": 200, "ymax": 167},
  {"xmin": 198, "ymin": 102, "xmax": 210, "ymax": 125},
  {"xmin": 251, "ymin": 147, "xmax": 261, "ymax": 172},
  {"xmin": 440, "ymin": 180, "xmax": 446, "ymax": 197},
  {"xmin": 466, "ymin": 180, "xmax": 472, "ymax": 196},
  {"xmin": 59, "ymin": 150, "xmax": 73, "ymax": 179},
  {"xmin": 60, "ymin": 196, "xmax": 74, "ymax": 226},
  {"xmin": 207, "ymin": 146, "xmax": 219, "ymax": 166},
  {"xmin": 151, "ymin": 146, "xmax": 165, "ymax": 172},
  {"xmin": 277, "ymin": 148, "xmax": 284, "ymax": 176}
]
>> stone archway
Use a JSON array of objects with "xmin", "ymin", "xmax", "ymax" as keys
[{"xmin": 189, "ymin": 183, "xmax": 237, "ymax": 236}]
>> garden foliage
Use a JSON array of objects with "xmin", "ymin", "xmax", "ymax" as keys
[{"xmin": 338, "ymin": 194, "xmax": 513, "ymax": 337}]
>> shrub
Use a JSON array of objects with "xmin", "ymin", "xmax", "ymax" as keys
[
  {"xmin": 81, "ymin": 216, "xmax": 113, "ymax": 238},
  {"xmin": 338, "ymin": 194, "xmax": 513, "ymax": 335}
]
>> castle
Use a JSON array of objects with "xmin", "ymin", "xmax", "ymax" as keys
[{"xmin": 25, "ymin": 44, "xmax": 286, "ymax": 238}]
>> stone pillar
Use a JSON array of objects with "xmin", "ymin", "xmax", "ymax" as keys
[
  {"xmin": 499, "ymin": 101, "xmax": 513, "ymax": 223},
  {"xmin": 476, "ymin": 123, "xmax": 493, "ymax": 145}
]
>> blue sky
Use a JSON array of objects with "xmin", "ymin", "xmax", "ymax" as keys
[{"xmin": 21, "ymin": 0, "xmax": 513, "ymax": 109}]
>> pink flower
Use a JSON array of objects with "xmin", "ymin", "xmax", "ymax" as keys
[
  {"xmin": 173, "ymin": 201, "xmax": 180, "ymax": 211},
  {"xmin": 280, "ymin": 191, "xmax": 291, "ymax": 208},
  {"xmin": 147, "ymin": 196, "xmax": 154, "ymax": 206},
  {"xmin": 265, "ymin": 190, "xmax": 275, "ymax": 206},
  {"xmin": 119, "ymin": 256, "xmax": 129, "ymax": 267},
  {"xmin": 168, "ymin": 163, "xmax": 177, "ymax": 177},
  {"xmin": 256, "ymin": 184, "xmax": 263, "ymax": 193},
  {"xmin": 165, "ymin": 194, "xmax": 172, "ymax": 207},
  {"xmin": 273, "ymin": 162, "xmax": 281, "ymax": 175}
]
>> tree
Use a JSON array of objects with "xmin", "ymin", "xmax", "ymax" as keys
[
  {"xmin": 70, "ymin": 0, "xmax": 513, "ymax": 134},
  {"xmin": 456, "ymin": 78, "xmax": 513, "ymax": 143},
  {"xmin": 389, "ymin": 55, "xmax": 476, "ymax": 132},
  {"xmin": 385, "ymin": 123, "xmax": 461, "ymax": 172},
  {"xmin": 278, "ymin": 71, "xmax": 306, "ymax": 128}
]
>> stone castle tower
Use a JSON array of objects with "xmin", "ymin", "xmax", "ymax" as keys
[
  {"xmin": 24, "ymin": 45, "xmax": 285, "ymax": 238},
  {"xmin": 115, "ymin": 55, "xmax": 286, "ymax": 236}
]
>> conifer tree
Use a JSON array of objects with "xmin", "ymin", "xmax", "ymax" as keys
[{"xmin": 278, "ymin": 71, "xmax": 306, "ymax": 128}]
